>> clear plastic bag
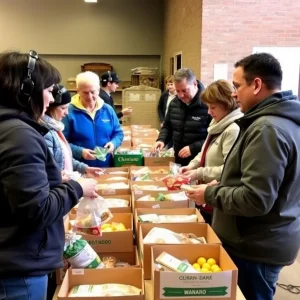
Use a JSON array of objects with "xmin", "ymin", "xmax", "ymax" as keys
[
  {"xmin": 73, "ymin": 197, "xmax": 113, "ymax": 236},
  {"xmin": 94, "ymin": 146, "xmax": 109, "ymax": 161}
]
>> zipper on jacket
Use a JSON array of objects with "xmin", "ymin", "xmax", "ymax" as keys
[{"xmin": 36, "ymin": 229, "xmax": 48, "ymax": 257}]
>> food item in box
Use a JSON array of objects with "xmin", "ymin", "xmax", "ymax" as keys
[
  {"xmin": 96, "ymin": 182, "xmax": 129, "ymax": 190},
  {"xmin": 73, "ymin": 197, "xmax": 113, "ymax": 236},
  {"xmin": 106, "ymin": 171, "xmax": 128, "ymax": 174},
  {"xmin": 68, "ymin": 284, "xmax": 142, "ymax": 297},
  {"xmin": 101, "ymin": 222, "xmax": 128, "ymax": 232},
  {"xmin": 63, "ymin": 233, "xmax": 104, "ymax": 269},
  {"xmin": 132, "ymin": 184, "xmax": 168, "ymax": 191},
  {"xmin": 105, "ymin": 198, "xmax": 129, "ymax": 208},
  {"xmin": 132, "ymin": 173, "xmax": 151, "ymax": 181},
  {"xmin": 156, "ymin": 252, "xmax": 200, "ymax": 273},
  {"xmin": 102, "ymin": 256, "xmax": 117, "ymax": 268},
  {"xmin": 136, "ymin": 194, "xmax": 156, "ymax": 201},
  {"xmin": 162, "ymin": 174, "xmax": 191, "ymax": 190},
  {"xmin": 192, "ymin": 256, "xmax": 222, "ymax": 272},
  {"xmin": 138, "ymin": 214, "xmax": 198, "ymax": 223},
  {"xmin": 105, "ymin": 176, "xmax": 128, "ymax": 181},
  {"xmin": 143, "ymin": 227, "xmax": 207, "ymax": 244}
]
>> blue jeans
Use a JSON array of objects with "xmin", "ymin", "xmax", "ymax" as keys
[
  {"xmin": 231, "ymin": 255, "xmax": 282, "ymax": 300},
  {"xmin": 0, "ymin": 275, "xmax": 47, "ymax": 300}
]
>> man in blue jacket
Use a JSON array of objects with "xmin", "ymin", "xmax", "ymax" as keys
[{"xmin": 63, "ymin": 71, "xmax": 124, "ymax": 167}]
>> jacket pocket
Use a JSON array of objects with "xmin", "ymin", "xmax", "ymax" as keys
[{"xmin": 36, "ymin": 229, "xmax": 48, "ymax": 257}]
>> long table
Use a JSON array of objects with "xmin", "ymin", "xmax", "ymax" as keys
[{"xmin": 53, "ymin": 280, "xmax": 245, "ymax": 299}]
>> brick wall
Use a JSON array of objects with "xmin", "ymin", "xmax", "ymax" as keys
[
  {"xmin": 163, "ymin": 0, "xmax": 202, "ymax": 80},
  {"xmin": 201, "ymin": 0, "xmax": 300, "ymax": 85}
]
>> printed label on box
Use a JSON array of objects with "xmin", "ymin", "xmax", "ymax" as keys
[
  {"xmin": 72, "ymin": 269, "xmax": 84, "ymax": 275},
  {"xmin": 160, "ymin": 271, "xmax": 232, "ymax": 298}
]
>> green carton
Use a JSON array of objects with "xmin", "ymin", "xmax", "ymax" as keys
[{"xmin": 114, "ymin": 150, "xmax": 144, "ymax": 167}]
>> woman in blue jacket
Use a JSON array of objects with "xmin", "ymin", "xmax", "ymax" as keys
[
  {"xmin": 63, "ymin": 71, "xmax": 124, "ymax": 168},
  {"xmin": 0, "ymin": 51, "xmax": 98, "ymax": 300},
  {"xmin": 41, "ymin": 84, "xmax": 103, "ymax": 179}
]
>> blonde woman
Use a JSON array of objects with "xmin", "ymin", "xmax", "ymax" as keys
[{"xmin": 181, "ymin": 79, "xmax": 243, "ymax": 224}]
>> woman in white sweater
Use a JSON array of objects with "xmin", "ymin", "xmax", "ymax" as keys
[{"xmin": 181, "ymin": 79, "xmax": 243, "ymax": 224}]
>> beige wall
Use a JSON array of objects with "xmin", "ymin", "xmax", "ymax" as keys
[
  {"xmin": 0, "ymin": 0, "xmax": 163, "ymax": 55},
  {"xmin": 44, "ymin": 54, "xmax": 161, "ymax": 85},
  {"xmin": 162, "ymin": 0, "xmax": 202, "ymax": 80}
]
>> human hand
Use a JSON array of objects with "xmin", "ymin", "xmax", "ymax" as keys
[
  {"xmin": 186, "ymin": 184, "xmax": 208, "ymax": 206},
  {"xmin": 179, "ymin": 166, "xmax": 192, "ymax": 174},
  {"xmin": 207, "ymin": 180, "xmax": 219, "ymax": 187},
  {"xmin": 85, "ymin": 167, "xmax": 104, "ymax": 178},
  {"xmin": 122, "ymin": 107, "xmax": 132, "ymax": 116},
  {"xmin": 178, "ymin": 146, "xmax": 191, "ymax": 158},
  {"xmin": 61, "ymin": 171, "xmax": 71, "ymax": 183},
  {"xmin": 82, "ymin": 149, "xmax": 96, "ymax": 160},
  {"xmin": 182, "ymin": 169, "xmax": 197, "ymax": 181},
  {"xmin": 152, "ymin": 141, "xmax": 165, "ymax": 153},
  {"xmin": 77, "ymin": 178, "xmax": 98, "ymax": 198},
  {"xmin": 104, "ymin": 142, "xmax": 114, "ymax": 154}
]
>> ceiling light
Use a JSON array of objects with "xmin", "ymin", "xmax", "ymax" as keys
[{"xmin": 84, "ymin": 0, "xmax": 97, "ymax": 2}]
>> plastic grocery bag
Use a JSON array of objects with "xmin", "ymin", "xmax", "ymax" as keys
[
  {"xmin": 63, "ymin": 232, "xmax": 104, "ymax": 269},
  {"xmin": 73, "ymin": 197, "xmax": 113, "ymax": 236}
]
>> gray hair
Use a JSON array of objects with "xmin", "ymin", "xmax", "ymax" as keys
[
  {"xmin": 174, "ymin": 68, "xmax": 196, "ymax": 84},
  {"xmin": 76, "ymin": 71, "xmax": 100, "ymax": 88}
]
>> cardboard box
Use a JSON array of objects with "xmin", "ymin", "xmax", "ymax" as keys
[
  {"xmin": 139, "ymin": 223, "xmax": 221, "ymax": 279},
  {"xmin": 98, "ymin": 246, "xmax": 140, "ymax": 268},
  {"xmin": 58, "ymin": 268, "xmax": 144, "ymax": 300},
  {"xmin": 144, "ymin": 156, "xmax": 175, "ymax": 166},
  {"xmin": 96, "ymin": 179, "xmax": 130, "ymax": 196},
  {"xmin": 130, "ymin": 166, "xmax": 169, "ymax": 175},
  {"xmin": 69, "ymin": 213, "xmax": 133, "ymax": 253},
  {"xmin": 130, "ymin": 173, "xmax": 167, "ymax": 181},
  {"xmin": 152, "ymin": 244, "xmax": 238, "ymax": 300},
  {"xmin": 103, "ymin": 167, "xmax": 130, "ymax": 175},
  {"xmin": 114, "ymin": 151, "xmax": 144, "ymax": 167},
  {"xmin": 131, "ymin": 181, "xmax": 168, "ymax": 192},
  {"xmin": 134, "ymin": 208, "xmax": 205, "ymax": 241},
  {"xmin": 96, "ymin": 175, "xmax": 129, "ymax": 183},
  {"xmin": 103, "ymin": 195, "xmax": 132, "ymax": 213},
  {"xmin": 132, "ymin": 190, "xmax": 189, "ymax": 210}
]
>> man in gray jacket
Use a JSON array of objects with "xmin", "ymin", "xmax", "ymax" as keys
[{"xmin": 187, "ymin": 53, "xmax": 300, "ymax": 300}]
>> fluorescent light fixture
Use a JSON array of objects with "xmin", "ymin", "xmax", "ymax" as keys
[{"xmin": 84, "ymin": 0, "xmax": 97, "ymax": 2}]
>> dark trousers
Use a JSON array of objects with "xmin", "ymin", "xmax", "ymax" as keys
[
  {"xmin": 196, "ymin": 204, "xmax": 212, "ymax": 225},
  {"xmin": 230, "ymin": 255, "xmax": 282, "ymax": 300}
]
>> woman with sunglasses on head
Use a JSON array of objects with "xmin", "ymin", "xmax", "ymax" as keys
[
  {"xmin": 41, "ymin": 84, "xmax": 104, "ymax": 181},
  {"xmin": 0, "ymin": 51, "xmax": 98, "ymax": 300}
]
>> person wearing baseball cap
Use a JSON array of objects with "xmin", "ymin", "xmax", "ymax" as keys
[{"xmin": 100, "ymin": 71, "xmax": 132, "ymax": 119}]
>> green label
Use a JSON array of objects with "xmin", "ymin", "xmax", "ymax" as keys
[
  {"xmin": 163, "ymin": 287, "xmax": 228, "ymax": 297},
  {"xmin": 177, "ymin": 263, "xmax": 188, "ymax": 272}
]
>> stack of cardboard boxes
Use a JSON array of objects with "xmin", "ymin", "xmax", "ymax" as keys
[{"xmin": 55, "ymin": 126, "xmax": 240, "ymax": 300}]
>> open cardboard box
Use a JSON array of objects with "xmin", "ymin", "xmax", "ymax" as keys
[
  {"xmin": 102, "ymin": 167, "xmax": 130, "ymax": 176},
  {"xmin": 130, "ymin": 173, "xmax": 167, "ymax": 181},
  {"xmin": 131, "ymin": 181, "xmax": 168, "ymax": 192},
  {"xmin": 130, "ymin": 166, "xmax": 169, "ymax": 175},
  {"xmin": 70, "ymin": 195, "xmax": 132, "ymax": 215},
  {"xmin": 139, "ymin": 223, "xmax": 221, "ymax": 279},
  {"xmin": 58, "ymin": 268, "xmax": 144, "ymax": 300},
  {"xmin": 134, "ymin": 208, "xmax": 205, "ymax": 241},
  {"xmin": 97, "ymin": 179, "xmax": 130, "ymax": 196},
  {"xmin": 69, "ymin": 213, "xmax": 133, "ymax": 253},
  {"xmin": 96, "ymin": 174, "xmax": 129, "ymax": 183},
  {"xmin": 144, "ymin": 156, "xmax": 175, "ymax": 167},
  {"xmin": 151, "ymin": 244, "xmax": 238, "ymax": 300},
  {"xmin": 132, "ymin": 190, "xmax": 189, "ymax": 210},
  {"xmin": 98, "ymin": 246, "xmax": 140, "ymax": 268}
]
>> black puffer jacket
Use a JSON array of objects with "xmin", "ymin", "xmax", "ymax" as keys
[{"xmin": 157, "ymin": 81, "xmax": 210, "ymax": 166}]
